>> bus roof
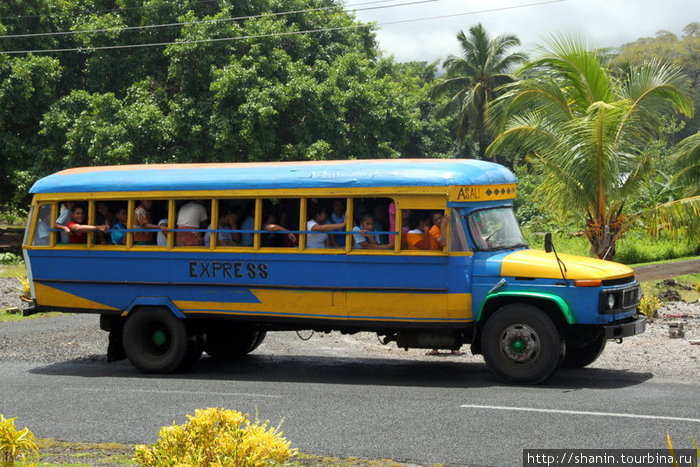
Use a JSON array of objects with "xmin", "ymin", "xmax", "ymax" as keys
[{"xmin": 29, "ymin": 159, "xmax": 516, "ymax": 194}]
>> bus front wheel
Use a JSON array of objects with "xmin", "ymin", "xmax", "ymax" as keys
[
  {"xmin": 123, "ymin": 307, "xmax": 188, "ymax": 374},
  {"xmin": 481, "ymin": 304, "xmax": 563, "ymax": 384},
  {"xmin": 562, "ymin": 333, "xmax": 606, "ymax": 368}
]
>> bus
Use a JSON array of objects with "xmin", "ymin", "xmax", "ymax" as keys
[{"xmin": 22, "ymin": 159, "xmax": 645, "ymax": 384}]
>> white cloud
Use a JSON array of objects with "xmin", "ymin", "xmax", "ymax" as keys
[{"xmin": 351, "ymin": 0, "xmax": 698, "ymax": 63}]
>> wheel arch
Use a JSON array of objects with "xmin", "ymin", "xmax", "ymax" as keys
[
  {"xmin": 472, "ymin": 292, "xmax": 573, "ymax": 355},
  {"xmin": 121, "ymin": 297, "xmax": 185, "ymax": 319}
]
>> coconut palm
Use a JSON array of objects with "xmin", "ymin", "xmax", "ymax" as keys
[
  {"xmin": 432, "ymin": 23, "xmax": 526, "ymax": 159},
  {"xmin": 486, "ymin": 35, "xmax": 697, "ymax": 259}
]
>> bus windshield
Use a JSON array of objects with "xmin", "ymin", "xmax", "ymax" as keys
[{"xmin": 466, "ymin": 207, "xmax": 527, "ymax": 251}]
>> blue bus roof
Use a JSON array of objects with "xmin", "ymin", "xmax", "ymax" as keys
[{"xmin": 30, "ymin": 159, "xmax": 516, "ymax": 194}]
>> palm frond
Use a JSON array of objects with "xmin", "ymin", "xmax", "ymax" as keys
[{"xmin": 670, "ymin": 131, "xmax": 700, "ymax": 196}]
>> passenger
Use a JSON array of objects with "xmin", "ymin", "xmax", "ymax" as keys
[
  {"xmin": 352, "ymin": 214, "xmax": 392, "ymax": 250},
  {"xmin": 34, "ymin": 205, "xmax": 52, "ymax": 246},
  {"xmin": 429, "ymin": 211, "xmax": 450, "ymax": 249},
  {"xmin": 328, "ymin": 199, "xmax": 347, "ymax": 248},
  {"xmin": 240, "ymin": 203, "xmax": 255, "ymax": 247},
  {"xmin": 373, "ymin": 203, "xmax": 390, "ymax": 245},
  {"xmin": 110, "ymin": 207, "xmax": 128, "ymax": 245},
  {"xmin": 54, "ymin": 201, "xmax": 74, "ymax": 243},
  {"xmin": 66, "ymin": 205, "xmax": 109, "ymax": 244},
  {"xmin": 134, "ymin": 200, "xmax": 165, "ymax": 245},
  {"xmin": 94, "ymin": 202, "xmax": 114, "ymax": 244},
  {"xmin": 204, "ymin": 206, "xmax": 241, "ymax": 247},
  {"xmin": 156, "ymin": 217, "xmax": 168, "ymax": 247},
  {"xmin": 306, "ymin": 203, "xmax": 346, "ymax": 248},
  {"xmin": 406, "ymin": 212, "xmax": 439, "ymax": 250},
  {"xmin": 262, "ymin": 200, "xmax": 296, "ymax": 247},
  {"xmin": 176, "ymin": 200, "xmax": 208, "ymax": 246}
]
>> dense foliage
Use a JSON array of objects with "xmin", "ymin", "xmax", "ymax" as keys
[{"xmin": 0, "ymin": 0, "xmax": 453, "ymax": 207}]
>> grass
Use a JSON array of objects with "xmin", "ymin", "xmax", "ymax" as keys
[{"xmin": 14, "ymin": 440, "xmax": 414, "ymax": 467}]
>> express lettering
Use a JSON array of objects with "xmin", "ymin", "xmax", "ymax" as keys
[{"xmin": 188, "ymin": 261, "xmax": 269, "ymax": 280}]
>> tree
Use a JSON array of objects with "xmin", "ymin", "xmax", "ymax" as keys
[
  {"xmin": 432, "ymin": 23, "xmax": 526, "ymax": 159},
  {"xmin": 487, "ymin": 35, "xmax": 696, "ymax": 260}
]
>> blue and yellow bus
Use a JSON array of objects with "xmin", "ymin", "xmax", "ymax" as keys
[{"xmin": 22, "ymin": 159, "xmax": 644, "ymax": 383}]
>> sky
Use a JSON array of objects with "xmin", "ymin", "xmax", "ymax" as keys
[{"xmin": 351, "ymin": 0, "xmax": 698, "ymax": 63}]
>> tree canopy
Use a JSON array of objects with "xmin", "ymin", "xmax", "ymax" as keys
[{"xmin": 0, "ymin": 0, "xmax": 453, "ymax": 207}]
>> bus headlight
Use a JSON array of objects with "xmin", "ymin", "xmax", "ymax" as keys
[{"xmin": 606, "ymin": 293, "xmax": 617, "ymax": 310}]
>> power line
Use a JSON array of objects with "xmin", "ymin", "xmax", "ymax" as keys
[
  {"xmin": 0, "ymin": 0, "xmax": 420, "ymax": 40},
  {"xmin": 0, "ymin": 0, "xmax": 566, "ymax": 55}
]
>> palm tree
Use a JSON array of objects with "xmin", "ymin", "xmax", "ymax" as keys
[
  {"xmin": 432, "ymin": 23, "xmax": 526, "ymax": 159},
  {"xmin": 486, "ymin": 35, "xmax": 697, "ymax": 259}
]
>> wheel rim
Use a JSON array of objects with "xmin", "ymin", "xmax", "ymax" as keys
[
  {"xmin": 143, "ymin": 323, "xmax": 170, "ymax": 356},
  {"xmin": 500, "ymin": 324, "xmax": 539, "ymax": 364}
]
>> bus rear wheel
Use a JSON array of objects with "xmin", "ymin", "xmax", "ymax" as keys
[
  {"xmin": 123, "ymin": 307, "xmax": 188, "ymax": 374},
  {"xmin": 481, "ymin": 304, "xmax": 563, "ymax": 384},
  {"xmin": 204, "ymin": 325, "xmax": 266, "ymax": 359}
]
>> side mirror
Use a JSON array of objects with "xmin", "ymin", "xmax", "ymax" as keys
[{"xmin": 544, "ymin": 232, "xmax": 553, "ymax": 253}]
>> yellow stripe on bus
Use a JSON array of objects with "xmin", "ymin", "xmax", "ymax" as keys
[
  {"xmin": 174, "ymin": 290, "xmax": 472, "ymax": 322},
  {"xmin": 34, "ymin": 283, "xmax": 118, "ymax": 311}
]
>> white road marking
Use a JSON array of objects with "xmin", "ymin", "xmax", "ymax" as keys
[
  {"xmin": 65, "ymin": 387, "xmax": 282, "ymax": 398},
  {"xmin": 460, "ymin": 404, "xmax": 700, "ymax": 424}
]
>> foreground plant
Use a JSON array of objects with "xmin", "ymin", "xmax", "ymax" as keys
[
  {"xmin": 639, "ymin": 295, "xmax": 664, "ymax": 322},
  {"xmin": 0, "ymin": 414, "xmax": 39, "ymax": 467},
  {"xmin": 134, "ymin": 408, "xmax": 296, "ymax": 466}
]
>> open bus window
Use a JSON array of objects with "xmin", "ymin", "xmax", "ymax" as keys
[
  {"xmin": 350, "ymin": 198, "xmax": 393, "ymax": 250},
  {"xmin": 132, "ymin": 200, "xmax": 170, "ymax": 247},
  {"xmin": 466, "ymin": 207, "xmax": 527, "ymax": 251},
  {"xmin": 260, "ymin": 199, "xmax": 299, "ymax": 248},
  {"xmin": 32, "ymin": 204, "xmax": 53, "ymax": 246}
]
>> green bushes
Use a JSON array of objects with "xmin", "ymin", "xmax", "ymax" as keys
[{"xmin": 134, "ymin": 408, "xmax": 296, "ymax": 466}]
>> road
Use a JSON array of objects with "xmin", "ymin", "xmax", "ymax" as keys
[{"xmin": 1, "ymin": 317, "xmax": 699, "ymax": 466}]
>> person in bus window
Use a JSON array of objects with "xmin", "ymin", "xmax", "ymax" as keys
[
  {"xmin": 240, "ymin": 202, "xmax": 255, "ymax": 247},
  {"xmin": 261, "ymin": 200, "xmax": 296, "ymax": 247},
  {"xmin": 66, "ymin": 205, "xmax": 109, "ymax": 244},
  {"xmin": 34, "ymin": 206, "xmax": 52, "ymax": 246},
  {"xmin": 328, "ymin": 199, "xmax": 347, "ymax": 248},
  {"xmin": 352, "ymin": 214, "xmax": 392, "ymax": 249},
  {"xmin": 176, "ymin": 200, "xmax": 208, "ymax": 246},
  {"xmin": 94, "ymin": 202, "xmax": 114, "ymax": 245},
  {"xmin": 429, "ymin": 211, "xmax": 450, "ymax": 249},
  {"xmin": 406, "ymin": 213, "xmax": 439, "ymax": 250},
  {"xmin": 204, "ymin": 205, "xmax": 241, "ymax": 247},
  {"xmin": 306, "ymin": 202, "xmax": 346, "ymax": 248},
  {"xmin": 110, "ymin": 207, "xmax": 128, "ymax": 245},
  {"xmin": 54, "ymin": 201, "xmax": 74, "ymax": 243},
  {"xmin": 134, "ymin": 200, "xmax": 164, "ymax": 245}
]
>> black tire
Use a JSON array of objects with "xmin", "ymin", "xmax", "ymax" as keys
[
  {"xmin": 122, "ymin": 307, "xmax": 188, "ymax": 374},
  {"xmin": 204, "ymin": 325, "xmax": 263, "ymax": 359},
  {"xmin": 481, "ymin": 304, "xmax": 564, "ymax": 384},
  {"xmin": 177, "ymin": 327, "xmax": 204, "ymax": 371},
  {"xmin": 562, "ymin": 333, "xmax": 606, "ymax": 368}
]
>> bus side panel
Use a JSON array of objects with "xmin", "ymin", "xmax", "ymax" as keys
[{"xmin": 26, "ymin": 250, "xmax": 473, "ymax": 326}]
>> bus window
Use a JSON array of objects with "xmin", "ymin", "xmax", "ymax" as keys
[
  {"xmin": 260, "ymin": 199, "xmax": 299, "ymax": 248},
  {"xmin": 449, "ymin": 209, "xmax": 470, "ymax": 252},
  {"xmin": 350, "ymin": 198, "xmax": 394, "ymax": 250},
  {"xmin": 106, "ymin": 202, "xmax": 129, "ymax": 246},
  {"xmin": 32, "ymin": 204, "xmax": 53, "ymax": 246},
  {"xmin": 173, "ymin": 200, "xmax": 209, "ymax": 247},
  {"xmin": 206, "ymin": 200, "xmax": 247, "ymax": 248},
  {"xmin": 404, "ymin": 209, "xmax": 441, "ymax": 250},
  {"xmin": 132, "ymin": 200, "xmax": 169, "ymax": 247}
]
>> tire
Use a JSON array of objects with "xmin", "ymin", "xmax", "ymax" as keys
[
  {"xmin": 562, "ymin": 333, "xmax": 606, "ymax": 368},
  {"xmin": 122, "ymin": 307, "xmax": 188, "ymax": 374},
  {"xmin": 481, "ymin": 304, "xmax": 564, "ymax": 384},
  {"xmin": 204, "ymin": 325, "xmax": 263, "ymax": 359},
  {"xmin": 177, "ymin": 326, "xmax": 204, "ymax": 371}
]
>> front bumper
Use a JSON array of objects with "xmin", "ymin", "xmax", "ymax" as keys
[{"xmin": 603, "ymin": 315, "xmax": 646, "ymax": 339}]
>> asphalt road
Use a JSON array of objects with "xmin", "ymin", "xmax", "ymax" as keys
[{"xmin": 1, "ymin": 320, "xmax": 699, "ymax": 466}]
